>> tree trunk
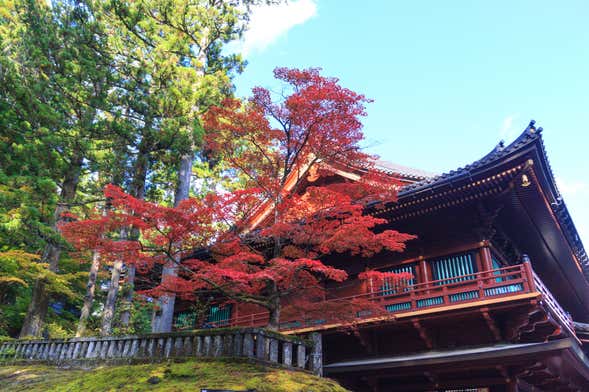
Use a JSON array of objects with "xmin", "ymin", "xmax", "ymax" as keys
[
  {"xmin": 152, "ymin": 46, "xmax": 205, "ymax": 332},
  {"xmin": 174, "ymin": 154, "xmax": 192, "ymax": 207},
  {"xmin": 20, "ymin": 279, "xmax": 51, "ymax": 338},
  {"xmin": 101, "ymin": 257, "xmax": 123, "ymax": 336},
  {"xmin": 118, "ymin": 264, "xmax": 135, "ymax": 327},
  {"xmin": 119, "ymin": 141, "xmax": 149, "ymax": 328},
  {"xmin": 151, "ymin": 152, "xmax": 192, "ymax": 333},
  {"xmin": 20, "ymin": 152, "xmax": 83, "ymax": 337},
  {"xmin": 267, "ymin": 296, "xmax": 281, "ymax": 332},
  {"xmin": 76, "ymin": 250, "xmax": 101, "ymax": 337}
]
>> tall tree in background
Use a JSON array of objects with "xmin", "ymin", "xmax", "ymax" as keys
[
  {"xmin": 108, "ymin": 0, "xmax": 262, "ymax": 333},
  {"xmin": 1, "ymin": 0, "xmax": 114, "ymax": 337}
]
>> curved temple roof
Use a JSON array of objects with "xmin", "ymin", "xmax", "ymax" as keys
[
  {"xmin": 373, "ymin": 159, "xmax": 436, "ymax": 181},
  {"xmin": 395, "ymin": 120, "xmax": 589, "ymax": 280}
]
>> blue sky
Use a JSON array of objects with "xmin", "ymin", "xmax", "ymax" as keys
[{"xmin": 230, "ymin": 0, "xmax": 589, "ymax": 246}]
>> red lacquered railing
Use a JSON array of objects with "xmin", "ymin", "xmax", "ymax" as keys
[
  {"xmin": 532, "ymin": 270, "xmax": 575, "ymax": 336},
  {"xmin": 192, "ymin": 262, "xmax": 575, "ymax": 337}
]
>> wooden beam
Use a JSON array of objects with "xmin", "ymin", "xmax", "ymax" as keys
[
  {"xmin": 395, "ymin": 293, "xmax": 540, "ymax": 319},
  {"xmin": 412, "ymin": 319, "xmax": 433, "ymax": 349},
  {"xmin": 481, "ymin": 308, "xmax": 502, "ymax": 341},
  {"xmin": 286, "ymin": 293, "xmax": 540, "ymax": 335},
  {"xmin": 504, "ymin": 307, "xmax": 541, "ymax": 341},
  {"xmin": 521, "ymin": 312, "xmax": 548, "ymax": 334}
]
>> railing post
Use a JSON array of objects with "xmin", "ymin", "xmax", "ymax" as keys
[
  {"xmin": 29, "ymin": 343, "xmax": 37, "ymax": 359},
  {"xmin": 164, "ymin": 337, "xmax": 173, "ymax": 358},
  {"xmin": 194, "ymin": 336, "xmax": 202, "ymax": 357},
  {"xmin": 223, "ymin": 334, "xmax": 233, "ymax": 356},
  {"xmin": 130, "ymin": 339, "xmax": 139, "ymax": 357},
  {"xmin": 182, "ymin": 336, "xmax": 191, "ymax": 356},
  {"xmin": 296, "ymin": 343, "xmax": 306, "ymax": 369},
  {"xmin": 213, "ymin": 335, "xmax": 223, "ymax": 357},
  {"xmin": 282, "ymin": 342, "xmax": 293, "ymax": 367},
  {"xmin": 268, "ymin": 338, "xmax": 278, "ymax": 363},
  {"xmin": 233, "ymin": 333, "xmax": 243, "ymax": 357},
  {"xmin": 175, "ymin": 336, "xmax": 183, "ymax": 355},
  {"xmin": 255, "ymin": 331, "xmax": 266, "ymax": 361},
  {"xmin": 203, "ymin": 335, "xmax": 212, "ymax": 357},
  {"xmin": 310, "ymin": 332, "xmax": 323, "ymax": 376},
  {"xmin": 243, "ymin": 333, "xmax": 254, "ymax": 358},
  {"xmin": 72, "ymin": 342, "xmax": 81, "ymax": 359},
  {"xmin": 523, "ymin": 256, "xmax": 536, "ymax": 292}
]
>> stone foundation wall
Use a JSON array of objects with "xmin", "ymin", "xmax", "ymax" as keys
[{"xmin": 0, "ymin": 328, "xmax": 322, "ymax": 375}]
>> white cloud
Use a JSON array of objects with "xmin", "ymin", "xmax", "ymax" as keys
[
  {"xmin": 239, "ymin": 0, "xmax": 317, "ymax": 57},
  {"xmin": 499, "ymin": 114, "xmax": 520, "ymax": 141}
]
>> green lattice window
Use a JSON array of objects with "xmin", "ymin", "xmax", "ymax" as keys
[
  {"xmin": 205, "ymin": 304, "xmax": 232, "ymax": 327},
  {"xmin": 430, "ymin": 252, "xmax": 477, "ymax": 285},
  {"xmin": 491, "ymin": 253, "xmax": 504, "ymax": 282}
]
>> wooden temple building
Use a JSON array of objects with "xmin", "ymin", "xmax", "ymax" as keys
[{"xmin": 173, "ymin": 121, "xmax": 589, "ymax": 391}]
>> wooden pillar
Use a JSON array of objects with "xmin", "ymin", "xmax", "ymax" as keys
[
  {"xmin": 419, "ymin": 257, "xmax": 430, "ymax": 298},
  {"xmin": 522, "ymin": 255, "xmax": 536, "ymax": 292},
  {"xmin": 419, "ymin": 257, "xmax": 429, "ymax": 284},
  {"xmin": 480, "ymin": 244, "xmax": 493, "ymax": 271}
]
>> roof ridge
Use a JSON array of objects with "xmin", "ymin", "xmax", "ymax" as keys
[{"xmin": 399, "ymin": 120, "xmax": 542, "ymax": 195}]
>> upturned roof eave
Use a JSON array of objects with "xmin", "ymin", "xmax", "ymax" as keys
[{"xmin": 391, "ymin": 120, "xmax": 588, "ymax": 282}]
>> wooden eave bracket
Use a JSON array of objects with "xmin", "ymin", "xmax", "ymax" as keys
[
  {"xmin": 412, "ymin": 318, "xmax": 433, "ymax": 349},
  {"xmin": 481, "ymin": 307, "xmax": 502, "ymax": 341}
]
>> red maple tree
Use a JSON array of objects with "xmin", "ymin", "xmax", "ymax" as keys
[{"xmin": 61, "ymin": 67, "xmax": 416, "ymax": 331}]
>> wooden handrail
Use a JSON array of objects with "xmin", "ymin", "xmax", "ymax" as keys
[
  {"xmin": 192, "ymin": 262, "xmax": 576, "ymax": 340},
  {"xmin": 203, "ymin": 264, "xmax": 533, "ymax": 329},
  {"xmin": 532, "ymin": 269, "xmax": 575, "ymax": 335}
]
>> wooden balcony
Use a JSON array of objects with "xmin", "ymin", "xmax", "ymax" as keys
[{"xmin": 193, "ymin": 262, "xmax": 576, "ymax": 338}]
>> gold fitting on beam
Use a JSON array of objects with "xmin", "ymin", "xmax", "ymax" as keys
[{"xmin": 521, "ymin": 174, "xmax": 531, "ymax": 187}]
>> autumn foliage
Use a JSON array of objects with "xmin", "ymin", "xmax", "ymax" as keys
[{"xmin": 61, "ymin": 68, "xmax": 416, "ymax": 330}]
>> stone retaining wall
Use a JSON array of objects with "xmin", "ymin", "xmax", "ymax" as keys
[{"xmin": 0, "ymin": 328, "xmax": 322, "ymax": 375}]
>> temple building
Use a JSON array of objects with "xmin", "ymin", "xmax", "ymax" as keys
[{"xmin": 174, "ymin": 121, "xmax": 589, "ymax": 391}]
